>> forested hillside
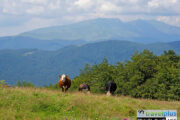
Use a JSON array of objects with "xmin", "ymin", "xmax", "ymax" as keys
[
  {"xmin": 71, "ymin": 50, "xmax": 180, "ymax": 100},
  {"xmin": 0, "ymin": 40, "xmax": 179, "ymax": 86}
]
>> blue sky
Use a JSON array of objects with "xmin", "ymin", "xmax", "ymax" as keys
[{"xmin": 0, "ymin": 0, "xmax": 180, "ymax": 36}]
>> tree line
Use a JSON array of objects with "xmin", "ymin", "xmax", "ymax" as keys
[{"xmin": 71, "ymin": 50, "xmax": 180, "ymax": 101}]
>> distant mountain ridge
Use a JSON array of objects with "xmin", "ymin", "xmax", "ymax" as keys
[
  {"xmin": 0, "ymin": 40, "xmax": 179, "ymax": 86},
  {"xmin": 0, "ymin": 36, "xmax": 86, "ymax": 50},
  {"xmin": 0, "ymin": 18, "xmax": 180, "ymax": 50},
  {"xmin": 19, "ymin": 18, "xmax": 180, "ymax": 43}
]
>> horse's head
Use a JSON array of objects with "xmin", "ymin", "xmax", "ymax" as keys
[{"xmin": 59, "ymin": 74, "xmax": 66, "ymax": 83}]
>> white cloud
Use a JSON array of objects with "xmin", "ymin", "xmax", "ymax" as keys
[
  {"xmin": 99, "ymin": 2, "xmax": 121, "ymax": 12},
  {"xmin": 26, "ymin": 6, "xmax": 45, "ymax": 15},
  {"xmin": 148, "ymin": 0, "xmax": 159, "ymax": 8},
  {"xmin": 157, "ymin": 16, "xmax": 180, "ymax": 27},
  {"xmin": 148, "ymin": 0, "xmax": 177, "ymax": 8},
  {"xmin": 21, "ymin": 0, "xmax": 48, "ymax": 5},
  {"xmin": 1, "ymin": 0, "xmax": 22, "ymax": 15},
  {"xmin": 1, "ymin": 0, "xmax": 180, "ymax": 36},
  {"xmin": 48, "ymin": 0, "xmax": 61, "ymax": 10},
  {"xmin": 74, "ymin": 0, "xmax": 93, "ymax": 9}
]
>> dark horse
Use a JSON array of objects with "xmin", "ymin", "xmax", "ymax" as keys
[
  {"xmin": 106, "ymin": 81, "xmax": 117, "ymax": 96},
  {"xmin": 58, "ymin": 74, "xmax": 71, "ymax": 92}
]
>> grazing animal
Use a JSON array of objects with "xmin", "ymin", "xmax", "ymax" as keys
[
  {"xmin": 106, "ymin": 81, "xmax": 117, "ymax": 96},
  {"xmin": 79, "ymin": 83, "xmax": 90, "ymax": 93},
  {"xmin": 58, "ymin": 74, "xmax": 71, "ymax": 92}
]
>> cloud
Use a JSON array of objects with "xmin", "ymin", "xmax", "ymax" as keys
[
  {"xmin": 74, "ymin": 0, "xmax": 93, "ymax": 9},
  {"xmin": 148, "ymin": 0, "xmax": 177, "ymax": 8},
  {"xmin": 147, "ymin": 0, "xmax": 180, "ymax": 14},
  {"xmin": 0, "ymin": 0, "xmax": 180, "ymax": 36},
  {"xmin": 1, "ymin": 0, "xmax": 180, "ymax": 17},
  {"xmin": 99, "ymin": 2, "xmax": 121, "ymax": 12},
  {"xmin": 148, "ymin": 0, "xmax": 159, "ymax": 8},
  {"xmin": 1, "ymin": 0, "xmax": 21, "ymax": 15},
  {"xmin": 26, "ymin": 6, "xmax": 45, "ymax": 15},
  {"xmin": 21, "ymin": 0, "xmax": 48, "ymax": 5},
  {"xmin": 48, "ymin": 0, "xmax": 61, "ymax": 10},
  {"xmin": 157, "ymin": 16, "xmax": 180, "ymax": 26}
]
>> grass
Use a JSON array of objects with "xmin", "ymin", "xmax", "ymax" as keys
[{"xmin": 0, "ymin": 86, "xmax": 180, "ymax": 120}]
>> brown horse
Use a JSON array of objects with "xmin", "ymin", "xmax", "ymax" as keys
[{"xmin": 58, "ymin": 74, "xmax": 71, "ymax": 92}]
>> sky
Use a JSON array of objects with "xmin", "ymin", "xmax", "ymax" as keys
[{"xmin": 0, "ymin": 0, "xmax": 180, "ymax": 36}]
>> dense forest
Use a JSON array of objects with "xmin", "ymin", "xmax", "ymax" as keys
[{"xmin": 70, "ymin": 49, "xmax": 180, "ymax": 101}]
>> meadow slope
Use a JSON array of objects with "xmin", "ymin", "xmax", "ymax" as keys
[{"xmin": 0, "ymin": 87, "xmax": 179, "ymax": 120}]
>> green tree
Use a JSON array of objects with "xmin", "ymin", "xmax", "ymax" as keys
[
  {"xmin": 16, "ymin": 81, "xmax": 34, "ymax": 88},
  {"xmin": 70, "ymin": 50, "xmax": 180, "ymax": 100}
]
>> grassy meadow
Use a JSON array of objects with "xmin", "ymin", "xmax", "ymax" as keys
[{"xmin": 0, "ymin": 86, "xmax": 180, "ymax": 120}]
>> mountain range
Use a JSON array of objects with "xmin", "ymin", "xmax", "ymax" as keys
[
  {"xmin": 0, "ymin": 18, "xmax": 180, "ymax": 51},
  {"xmin": 0, "ymin": 40, "xmax": 179, "ymax": 86},
  {"xmin": 19, "ymin": 18, "xmax": 180, "ymax": 43}
]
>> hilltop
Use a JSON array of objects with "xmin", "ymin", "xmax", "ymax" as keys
[{"xmin": 0, "ymin": 86, "xmax": 179, "ymax": 120}]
